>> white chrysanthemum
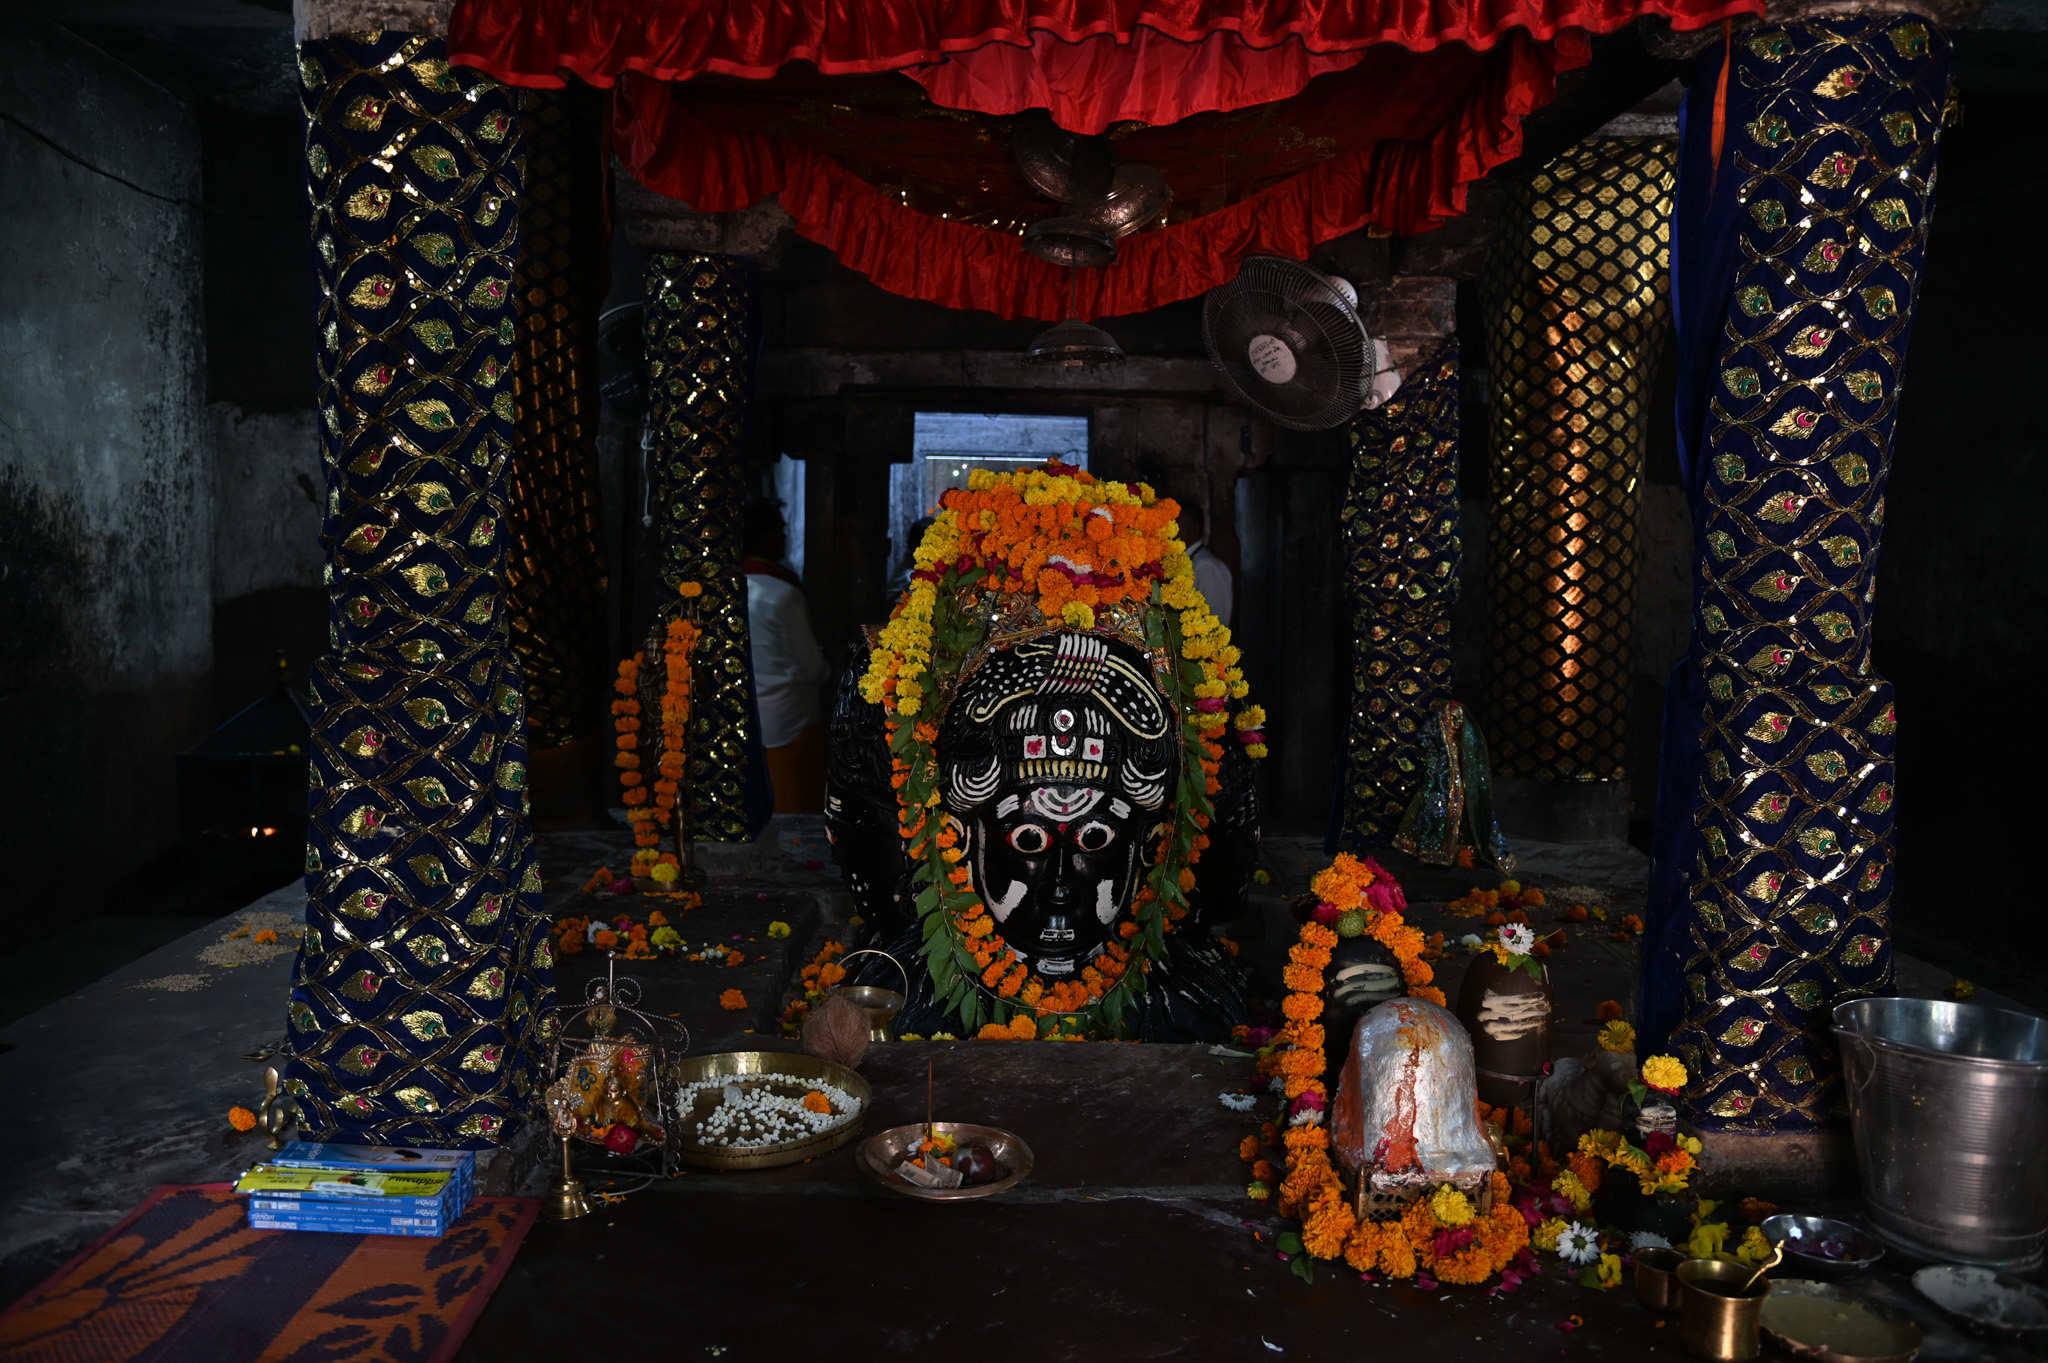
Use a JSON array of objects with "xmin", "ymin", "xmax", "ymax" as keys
[
  {"xmin": 1499, "ymin": 923, "xmax": 1536, "ymax": 956},
  {"xmin": 1219, "ymin": 1092, "xmax": 1257, "ymax": 1112},
  {"xmin": 1558, "ymin": 1222, "xmax": 1601, "ymax": 1264},
  {"xmin": 1459, "ymin": 933, "xmax": 1485, "ymax": 950},
  {"xmin": 1631, "ymin": 1230, "xmax": 1674, "ymax": 1251}
]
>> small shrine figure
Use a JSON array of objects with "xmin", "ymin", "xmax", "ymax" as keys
[{"xmin": 1331, "ymin": 996, "xmax": 1499, "ymax": 1217}]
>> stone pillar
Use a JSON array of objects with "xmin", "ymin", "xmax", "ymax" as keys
[
  {"xmin": 1652, "ymin": 12, "xmax": 1952, "ymax": 1132},
  {"xmin": 1331, "ymin": 319, "xmax": 1463, "ymax": 851},
  {"xmin": 283, "ymin": 23, "xmax": 552, "ymax": 1147},
  {"xmin": 1482, "ymin": 139, "xmax": 1677, "ymax": 841}
]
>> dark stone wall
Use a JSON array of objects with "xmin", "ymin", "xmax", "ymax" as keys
[
  {"xmin": 0, "ymin": 20, "xmax": 213, "ymax": 924},
  {"xmin": 1880, "ymin": 87, "xmax": 2048, "ymax": 967}
]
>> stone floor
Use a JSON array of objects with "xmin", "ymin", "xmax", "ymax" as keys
[{"xmin": 2, "ymin": 817, "xmax": 2041, "ymax": 1359}]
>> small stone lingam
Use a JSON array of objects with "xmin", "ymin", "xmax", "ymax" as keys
[{"xmin": 1331, "ymin": 996, "xmax": 1500, "ymax": 1218}]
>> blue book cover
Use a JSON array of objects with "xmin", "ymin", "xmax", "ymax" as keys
[
  {"xmin": 271, "ymin": 1142, "xmax": 475, "ymax": 1202},
  {"xmin": 235, "ymin": 1165, "xmax": 462, "ymax": 1218},
  {"xmin": 248, "ymin": 1214, "xmax": 443, "ymax": 1238},
  {"xmin": 246, "ymin": 1199, "xmax": 447, "ymax": 1230}
]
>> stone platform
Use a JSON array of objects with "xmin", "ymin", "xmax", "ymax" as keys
[
  {"xmin": 1, "ymin": 818, "xmax": 2039, "ymax": 1359},
  {"xmin": 472, "ymin": 1040, "xmax": 2036, "ymax": 1363}
]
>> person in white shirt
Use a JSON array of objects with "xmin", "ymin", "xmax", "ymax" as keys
[
  {"xmin": 743, "ymin": 502, "xmax": 833, "ymax": 813},
  {"xmin": 1179, "ymin": 497, "xmax": 1234, "ymax": 627}
]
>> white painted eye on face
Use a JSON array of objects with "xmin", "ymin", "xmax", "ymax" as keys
[
  {"xmin": 1074, "ymin": 821, "xmax": 1117, "ymax": 852},
  {"xmin": 1007, "ymin": 824, "xmax": 1052, "ymax": 854}
]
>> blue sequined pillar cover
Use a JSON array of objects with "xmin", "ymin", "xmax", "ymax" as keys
[
  {"xmin": 1331, "ymin": 340, "xmax": 1463, "ymax": 850},
  {"xmin": 643, "ymin": 254, "xmax": 771, "ymax": 842},
  {"xmin": 1655, "ymin": 16, "xmax": 1949, "ymax": 1128},
  {"xmin": 284, "ymin": 33, "xmax": 555, "ymax": 1147}
]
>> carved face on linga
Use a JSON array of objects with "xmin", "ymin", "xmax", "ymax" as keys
[{"xmin": 937, "ymin": 632, "xmax": 1180, "ymax": 978}]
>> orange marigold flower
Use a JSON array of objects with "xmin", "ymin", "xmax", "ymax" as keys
[
  {"xmin": 719, "ymin": 988, "xmax": 747, "ymax": 1011},
  {"xmin": 1281, "ymin": 963, "xmax": 1324, "ymax": 992},
  {"xmin": 1597, "ymin": 999, "xmax": 1624, "ymax": 1021},
  {"xmin": 1238, "ymin": 1134, "xmax": 1259, "ymax": 1162},
  {"xmin": 802, "ymin": 1090, "xmax": 832, "ymax": 1114},
  {"xmin": 593, "ymin": 929, "xmax": 619, "ymax": 949},
  {"xmin": 1281, "ymin": 992, "xmax": 1324, "ymax": 1022},
  {"xmin": 228, "ymin": 1106, "xmax": 257, "ymax": 1132}
]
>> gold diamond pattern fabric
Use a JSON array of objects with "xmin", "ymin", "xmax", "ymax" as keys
[
  {"xmin": 1483, "ymin": 139, "xmax": 1675, "ymax": 782},
  {"xmin": 284, "ymin": 33, "xmax": 554, "ymax": 1149},
  {"xmin": 1667, "ymin": 16, "xmax": 1948, "ymax": 1128},
  {"xmin": 504, "ymin": 90, "xmax": 609, "ymax": 750},
  {"xmin": 644, "ymin": 253, "xmax": 763, "ymax": 841},
  {"xmin": 1334, "ymin": 340, "xmax": 1462, "ymax": 849}
]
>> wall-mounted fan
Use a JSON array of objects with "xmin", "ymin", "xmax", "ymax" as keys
[{"xmin": 1202, "ymin": 257, "xmax": 1376, "ymax": 431}]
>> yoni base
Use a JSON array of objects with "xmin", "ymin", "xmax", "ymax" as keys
[
  {"xmin": 1690, "ymin": 1125, "xmax": 1858, "ymax": 1202},
  {"xmin": 1348, "ymin": 1165, "xmax": 1494, "ymax": 1221}
]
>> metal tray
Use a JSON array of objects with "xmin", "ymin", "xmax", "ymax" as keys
[
  {"xmin": 669, "ymin": 1051, "xmax": 870, "ymax": 1171},
  {"xmin": 1760, "ymin": 1280, "xmax": 1922, "ymax": 1362},
  {"xmin": 858, "ymin": 1122, "xmax": 1035, "ymax": 1202}
]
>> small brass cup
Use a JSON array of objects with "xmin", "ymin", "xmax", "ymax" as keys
[
  {"xmin": 832, "ymin": 949, "xmax": 912, "ymax": 1041},
  {"xmin": 1676, "ymin": 1258, "xmax": 1771, "ymax": 1361},
  {"xmin": 836, "ymin": 985, "xmax": 905, "ymax": 1042},
  {"xmin": 1635, "ymin": 1246, "xmax": 1685, "ymax": 1311}
]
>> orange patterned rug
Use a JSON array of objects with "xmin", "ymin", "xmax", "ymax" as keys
[{"xmin": 0, "ymin": 1185, "xmax": 536, "ymax": 1363}]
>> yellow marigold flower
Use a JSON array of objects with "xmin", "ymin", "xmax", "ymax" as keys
[
  {"xmin": 1552, "ymin": 1169, "xmax": 1592, "ymax": 1213},
  {"xmin": 1688, "ymin": 1219, "xmax": 1728, "ymax": 1260},
  {"xmin": 1597, "ymin": 1019, "xmax": 1636, "ymax": 1053},
  {"xmin": 1578, "ymin": 1128, "xmax": 1628, "ymax": 1163},
  {"xmin": 1061, "ymin": 601, "xmax": 1096, "ymax": 629},
  {"xmin": 1641, "ymin": 1054, "xmax": 1689, "ymax": 1092},
  {"xmin": 1428, "ymin": 1185, "xmax": 1475, "ymax": 1227},
  {"xmin": 1594, "ymin": 1253, "xmax": 1624, "ymax": 1289},
  {"xmin": 1734, "ymin": 1224, "xmax": 1772, "ymax": 1266},
  {"xmin": 1533, "ymin": 1217, "xmax": 1568, "ymax": 1252}
]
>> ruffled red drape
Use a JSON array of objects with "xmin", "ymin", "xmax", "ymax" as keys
[
  {"xmin": 449, "ymin": 0, "xmax": 1763, "ymax": 320},
  {"xmin": 614, "ymin": 33, "xmax": 1567, "ymax": 320},
  {"xmin": 452, "ymin": 0, "xmax": 1757, "ymax": 107}
]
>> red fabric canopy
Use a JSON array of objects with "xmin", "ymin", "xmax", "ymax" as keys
[
  {"xmin": 449, "ymin": 0, "xmax": 1761, "ymax": 320},
  {"xmin": 613, "ymin": 41, "xmax": 1564, "ymax": 320},
  {"xmin": 451, "ymin": 0, "xmax": 1751, "ymax": 99}
]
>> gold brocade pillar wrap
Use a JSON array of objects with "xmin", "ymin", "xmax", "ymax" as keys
[
  {"xmin": 504, "ymin": 90, "xmax": 609, "ymax": 750},
  {"xmin": 285, "ymin": 32, "xmax": 554, "ymax": 1148},
  {"xmin": 643, "ymin": 253, "xmax": 767, "ymax": 841},
  {"xmin": 1483, "ymin": 139, "xmax": 1676, "ymax": 783}
]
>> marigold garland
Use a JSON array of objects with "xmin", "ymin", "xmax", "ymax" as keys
[
  {"xmin": 856, "ymin": 463, "xmax": 1267, "ymax": 1040},
  {"xmin": 615, "ymin": 583, "xmax": 702, "ymax": 880},
  {"xmin": 1246, "ymin": 853, "xmax": 1525, "ymax": 1287}
]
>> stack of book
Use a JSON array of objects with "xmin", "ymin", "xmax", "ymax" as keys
[{"xmin": 236, "ymin": 1142, "xmax": 477, "ymax": 1237}]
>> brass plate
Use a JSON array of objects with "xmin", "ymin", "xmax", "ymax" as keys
[
  {"xmin": 857, "ymin": 1122, "xmax": 1035, "ymax": 1202},
  {"xmin": 670, "ymin": 1051, "xmax": 871, "ymax": 1171},
  {"xmin": 1762, "ymin": 1280, "xmax": 1923, "ymax": 1363}
]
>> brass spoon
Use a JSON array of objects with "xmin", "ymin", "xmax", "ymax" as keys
[{"xmin": 1735, "ymin": 1241, "xmax": 1785, "ymax": 1295}]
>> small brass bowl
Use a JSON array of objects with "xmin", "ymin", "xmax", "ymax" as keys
[
  {"xmin": 857, "ymin": 1122, "xmax": 1035, "ymax": 1202},
  {"xmin": 1635, "ymin": 1246, "xmax": 1685, "ymax": 1310},
  {"xmin": 835, "ymin": 985, "xmax": 905, "ymax": 1042},
  {"xmin": 669, "ymin": 1051, "xmax": 870, "ymax": 1171}
]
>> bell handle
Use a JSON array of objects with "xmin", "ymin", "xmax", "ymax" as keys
[{"xmin": 836, "ymin": 948, "xmax": 911, "ymax": 1001}]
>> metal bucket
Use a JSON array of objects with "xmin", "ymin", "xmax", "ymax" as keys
[{"xmin": 1833, "ymin": 997, "xmax": 2048, "ymax": 1269}]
